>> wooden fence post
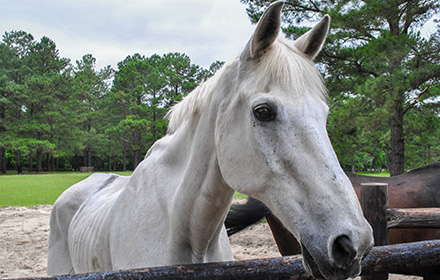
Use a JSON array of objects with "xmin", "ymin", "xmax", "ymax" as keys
[{"xmin": 360, "ymin": 182, "xmax": 389, "ymax": 280}]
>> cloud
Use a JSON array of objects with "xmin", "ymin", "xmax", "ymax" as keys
[{"xmin": 0, "ymin": 0, "xmax": 255, "ymax": 70}]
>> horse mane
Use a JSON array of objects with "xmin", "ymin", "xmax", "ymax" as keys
[
  {"xmin": 166, "ymin": 37, "xmax": 328, "ymax": 134},
  {"xmin": 166, "ymin": 60, "xmax": 235, "ymax": 134}
]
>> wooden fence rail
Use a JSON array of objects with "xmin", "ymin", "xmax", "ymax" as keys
[
  {"xmin": 387, "ymin": 208, "xmax": 440, "ymax": 228},
  {"xmin": 16, "ymin": 240, "xmax": 440, "ymax": 280}
]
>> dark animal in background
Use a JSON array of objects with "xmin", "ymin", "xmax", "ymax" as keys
[{"xmin": 226, "ymin": 162, "xmax": 440, "ymax": 279}]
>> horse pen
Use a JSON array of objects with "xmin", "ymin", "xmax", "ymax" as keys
[
  {"xmin": 30, "ymin": 183, "xmax": 440, "ymax": 279},
  {"xmin": 2, "ymin": 240, "xmax": 437, "ymax": 280},
  {"xmin": 42, "ymin": 182, "xmax": 440, "ymax": 280},
  {"xmin": 1, "ymin": 183, "xmax": 439, "ymax": 280},
  {"xmin": 5, "ymin": 242, "xmax": 440, "ymax": 280}
]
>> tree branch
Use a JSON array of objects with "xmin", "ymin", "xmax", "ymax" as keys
[
  {"xmin": 366, "ymin": 150, "xmax": 389, "ymax": 171},
  {"xmin": 308, "ymin": 0, "xmax": 321, "ymax": 13},
  {"xmin": 353, "ymin": 60, "xmax": 379, "ymax": 78},
  {"xmin": 403, "ymin": 80, "xmax": 434, "ymax": 115},
  {"xmin": 285, "ymin": 1, "xmax": 322, "ymax": 14}
]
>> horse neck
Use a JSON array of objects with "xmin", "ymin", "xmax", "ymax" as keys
[{"xmin": 166, "ymin": 99, "xmax": 234, "ymax": 263}]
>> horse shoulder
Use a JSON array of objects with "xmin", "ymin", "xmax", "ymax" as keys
[
  {"xmin": 50, "ymin": 173, "xmax": 120, "ymax": 242},
  {"xmin": 48, "ymin": 173, "xmax": 121, "ymax": 275},
  {"xmin": 105, "ymin": 164, "xmax": 175, "ymax": 269},
  {"xmin": 67, "ymin": 175, "xmax": 128, "ymax": 273}
]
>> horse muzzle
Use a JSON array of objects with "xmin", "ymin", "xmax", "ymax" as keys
[{"xmin": 301, "ymin": 233, "xmax": 373, "ymax": 280}]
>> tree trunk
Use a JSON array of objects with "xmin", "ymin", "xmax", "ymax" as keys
[
  {"xmin": 389, "ymin": 94, "xmax": 405, "ymax": 176},
  {"xmin": 390, "ymin": 121, "xmax": 404, "ymax": 176},
  {"xmin": 388, "ymin": 43, "xmax": 405, "ymax": 177},
  {"xmin": 153, "ymin": 91, "xmax": 157, "ymax": 140},
  {"xmin": 29, "ymin": 150, "xmax": 33, "ymax": 172},
  {"xmin": 0, "ymin": 106, "xmax": 5, "ymax": 174},
  {"xmin": 87, "ymin": 145, "xmax": 92, "ymax": 167},
  {"xmin": 36, "ymin": 148, "xmax": 43, "ymax": 172},
  {"xmin": 133, "ymin": 149, "xmax": 140, "ymax": 169},
  {"xmin": 84, "ymin": 146, "xmax": 92, "ymax": 167},
  {"xmin": 108, "ymin": 155, "xmax": 112, "ymax": 171},
  {"xmin": 0, "ymin": 147, "xmax": 6, "ymax": 174},
  {"xmin": 46, "ymin": 153, "xmax": 50, "ymax": 171},
  {"xmin": 17, "ymin": 150, "xmax": 22, "ymax": 174},
  {"xmin": 123, "ymin": 147, "xmax": 127, "ymax": 171}
]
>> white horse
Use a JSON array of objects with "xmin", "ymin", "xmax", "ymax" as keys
[{"xmin": 47, "ymin": 2, "xmax": 373, "ymax": 279}]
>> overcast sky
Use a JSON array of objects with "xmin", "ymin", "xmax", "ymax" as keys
[
  {"xmin": 0, "ymin": 0, "xmax": 256, "ymax": 70},
  {"xmin": 1, "ymin": 1, "xmax": 438, "ymax": 72}
]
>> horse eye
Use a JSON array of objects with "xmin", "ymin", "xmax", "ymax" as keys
[{"xmin": 253, "ymin": 104, "xmax": 276, "ymax": 122}]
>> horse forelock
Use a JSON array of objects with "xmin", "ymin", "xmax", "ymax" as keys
[
  {"xmin": 250, "ymin": 37, "xmax": 328, "ymax": 102},
  {"xmin": 166, "ymin": 37, "xmax": 327, "ymax": 134}
]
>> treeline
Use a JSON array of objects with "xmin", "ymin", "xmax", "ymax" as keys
[
  {"xmin": 0, "ymin": 30, "xmax": 224, "ymax": 173},
  {"xmin": 2, "ymin": 0, "xmax": 440, "ymax": 176}
]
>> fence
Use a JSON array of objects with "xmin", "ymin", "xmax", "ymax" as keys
[
  {"xmin": 17, "ymin": 183, "xmax": 440, "ymax": 280},
  {"xmin": 79, "ymin": 166, "xmax": 94, "ymax": 172},
  {"xmin": 360, "ymin": 182, "xmax": 440, "ymax": 280},
  {"xmin": 17, "ymin": 240, "xmax": 440, "ymax": 280}
]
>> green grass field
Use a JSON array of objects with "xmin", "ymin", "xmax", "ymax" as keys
[
  {"xmin": 0, "ymin": 171, "xmax": 249, "ymax": 207},
  {"xmin": 0, "ymin": 173, "xmax": 91, "ymax": 207},
  {"xmin": 355, "ymin": 171, "xmax": 390, "ymax": 177},
  {"xmin": 0, "ymin": 172, "xmax": 132, "ymax": 208},
  {"xmin": 0, "ymin": 171, "xmax": 388, "ymax": 208}
]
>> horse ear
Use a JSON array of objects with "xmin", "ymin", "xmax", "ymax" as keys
[
  {"xmin": 241, "ymin": 1, "xmax": 284, "ymax": 61},
  {"xmin": 293, "ymin": 15, "xmax": 330, "ymax": 60}
]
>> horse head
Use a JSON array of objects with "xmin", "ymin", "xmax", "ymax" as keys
[{"xmin": 215, "ymin": 2, "xmax": 373, "ymax": 279}]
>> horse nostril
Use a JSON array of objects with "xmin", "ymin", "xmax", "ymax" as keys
[{"xmin": 331, "ymin": 235, "xmax": 357, "ymax": 270}]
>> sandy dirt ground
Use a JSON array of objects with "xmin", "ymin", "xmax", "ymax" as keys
[{"xmin": 0, "ymin": 204, "xmax": 422, "ymax": 280}]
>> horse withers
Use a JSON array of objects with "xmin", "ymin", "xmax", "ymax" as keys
[{"xmin": 47, "ymin": 2, "xmax": 373, "ymax": 279}]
